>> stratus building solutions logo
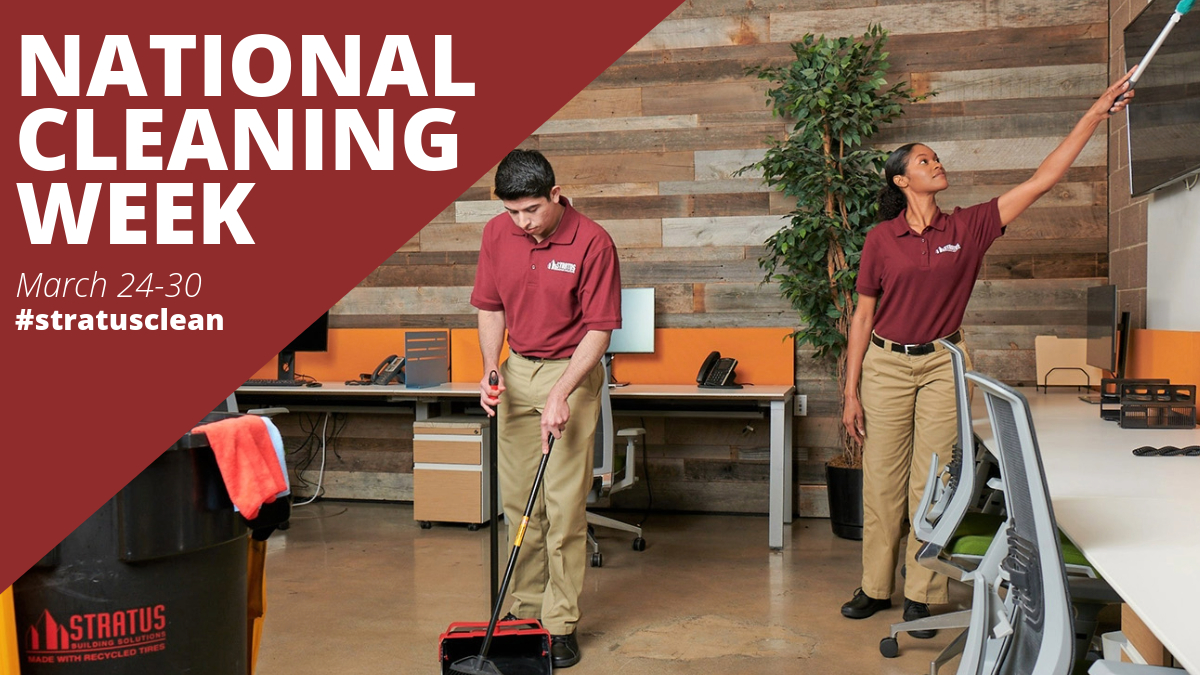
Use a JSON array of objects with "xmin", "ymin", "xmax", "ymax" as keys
[
  {"xmin": 935, "ymin": 243, "xmax": 962, "ymax": 254},
  {"xmin": 547, "ymin": 259, "xmax": 577, "ymax": 274},
  {"xmin": 24, "ymin": 605, "xmax": 167, "ymax": 664}
]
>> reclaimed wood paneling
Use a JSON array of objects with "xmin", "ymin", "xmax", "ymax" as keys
[
  {"xmin": 334, "ymin": 0, "xmax": 1115, "ymax": 516},
  {"xmin": 630, "ymin": 15, "xmax": 771, "ymax": 52}
]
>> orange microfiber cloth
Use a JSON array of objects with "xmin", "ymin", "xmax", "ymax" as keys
[{"xmin": 194, "ymin": 415, "xmax": 288, "ymax": 520}]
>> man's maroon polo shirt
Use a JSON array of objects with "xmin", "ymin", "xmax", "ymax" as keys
[
  {"xmin": 470, "ymin": 198, "xmax": 622, "ymax": 359},
  {"xmin": 857, "ymin": 198, "xmax": 1004, "ymax": 345}
]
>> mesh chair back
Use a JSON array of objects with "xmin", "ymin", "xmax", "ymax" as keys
[
  {"xmin": 214, "ymin": 393, "xmax": 238, "ymax": 414},
  {"xmin": 592, "ymin": 358, "xmax": 616, "ymax": 480},
  {"xmin": 962, "ymin": 373, "xmax": 1073, "ymax": 675},
  {"xmin": 913, "ymin": 341, "xmax": 981, "ymax": 578}
]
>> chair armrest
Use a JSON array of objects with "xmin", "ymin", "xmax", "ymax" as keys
[
  {"xmin": 913, "ymin": 451, "xmax": 944, "ymax": 542},
  {"xmin": 1089, "ymin": 661, "xmax": 1182, "ymax": 675},
  {"xmin": 247, "ymin": 407, "xmax": 290, "ymax": 417}
]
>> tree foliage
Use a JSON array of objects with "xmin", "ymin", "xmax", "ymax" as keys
[{"xmin": 741, "ymin": 26, "xmax": 926, "ymax": 465}]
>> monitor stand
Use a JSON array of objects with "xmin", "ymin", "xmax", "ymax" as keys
[
  {"xmin": 602, "ymin": 354, "xmax": 630, "ymax": 388},
  {"xmin": 278, "ymin": 350, "xmax": 296, "ymax": 381}
]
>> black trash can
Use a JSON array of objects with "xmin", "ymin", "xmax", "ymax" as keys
[{"xmin": 12, "ymin": 411, "xmax": 251, "ymax": 674}]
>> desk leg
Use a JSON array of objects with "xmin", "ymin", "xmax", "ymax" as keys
[
  {"xmin": 416, "ymin": 402, "xmax": 443, "ymax": 420},
  {"xmin": 769, "ymin": 399, "xmax": 793, "ymax": 550}
]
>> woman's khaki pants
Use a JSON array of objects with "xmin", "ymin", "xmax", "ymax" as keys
[{"xmin": 859, "ymin": 339, "xmax": 970, "ymax": 603}]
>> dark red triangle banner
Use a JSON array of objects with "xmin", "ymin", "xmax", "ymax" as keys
[{"xmin": 1, "ymin": 0, "xmax": 684, "ymax": 590}]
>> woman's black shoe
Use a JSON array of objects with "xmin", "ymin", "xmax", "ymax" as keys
[
  {"xmin": 841, "ymin": 588, "xmax": 892, "ymax": 618},
  {"xmin": 551, "ymin": 632, "xmax": 581, "ymax": 668},
  {"xmin": 903, "ymin": 599, "xmax": 937, "ymax": 638}
]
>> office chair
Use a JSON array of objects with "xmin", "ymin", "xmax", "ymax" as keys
[
  {"xmin": 883, "ymin": 344, "xmax": 1115, "ymax": 672},
  {"xmin": 585, "ymin": 357, "xmax": 646, "ymax": 567},
  {"xmin": 956, "ymin": 374, "xmax": 1126, "ymax": 675},
  {"xmin": 880, "ymin": 340, "xmax": 1000, "ymax": 667},
  {"xmin": 950, "ymin": 372, "xmax": 1077, "ymax": 675}
]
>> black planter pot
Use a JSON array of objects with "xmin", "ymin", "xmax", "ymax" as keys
[{"xmin": 826, "ymin": 463, "xmax": 863, "ymax": 540}]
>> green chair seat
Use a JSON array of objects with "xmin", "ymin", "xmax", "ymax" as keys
[{"xmin": 946, "ymin": 512, "xmax": 1094, "ymax": 570}]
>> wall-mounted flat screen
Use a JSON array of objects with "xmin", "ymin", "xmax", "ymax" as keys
[{"xmin": 1124, "ymin": 0, "xmax": 1200, "ymax": 195}]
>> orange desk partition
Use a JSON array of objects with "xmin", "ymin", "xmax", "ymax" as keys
[
  {"xmin": 450, "ymin": 329, "xmax": 510, "ymax": 384},
  {"xmin": 452, "ymin": 327, "xmax": 794, "ymax": 386},
  {"xmin": 248, "ymin": 328, "xmax": 438, "ymax": 382},
  {"xmin": 1126, "ymin": 329, "xmax": 1200, "ymax": 420},
  {"xmin": 248, "ymin": 326, "xmax": 795, "ymax": 387}
]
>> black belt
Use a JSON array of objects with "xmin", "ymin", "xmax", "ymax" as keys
[
  {"xmin": 511, "ymin": 350, "xmax": 567, "ymax": 363},
  {"xmin": 871, "ymin": 330, "xmax": 961, "ymax": 356}
]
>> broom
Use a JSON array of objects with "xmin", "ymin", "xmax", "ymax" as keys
[{"xmin": 449, "ymin": 433, "xmax": 556, "ymax": 675}]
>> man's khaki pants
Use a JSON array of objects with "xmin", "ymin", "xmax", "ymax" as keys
[
  {"xmin": 497, "ymin": 353, "xmax": 604, "ymax": 636},
  {"xmin": 859, "ymin": 338, "xmax": 970, "ymax": 604}
]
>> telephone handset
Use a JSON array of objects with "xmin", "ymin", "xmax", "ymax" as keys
[
  {"xmin": 370, "ymin": 355, "xmax": 406, "ymax": 385},
  {"xmin": 696, "ymin": 351, "xmax": 741, "ymax": 389}
]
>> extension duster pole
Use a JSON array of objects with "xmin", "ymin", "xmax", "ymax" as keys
[
  {"xmin": 1118, "ymin": 0, "xmax": 1195, "ymax": 101},
  {"xmin": 450, "ymin": 434, "xmax": 556, "ymax": 675}
]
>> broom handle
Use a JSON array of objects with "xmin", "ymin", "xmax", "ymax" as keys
[
  {"xmin": 488, "ymin": 371, "xmax": 500, "ymax": 610},
  {"xmin": 479, "ymin": 434, "xmax": 555, "ymax": 659}
]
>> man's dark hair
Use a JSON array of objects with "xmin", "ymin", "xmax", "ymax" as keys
[{"xmin": 494, "ymin": 149, "xmax": 556, "ymax": 201}]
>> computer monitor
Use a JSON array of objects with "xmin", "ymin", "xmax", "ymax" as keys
[
  {"xmin": 607, "ymin": 288, "xmax": 655, "ymax": 354},
  {"xmin": 1085, "ymin": 285, "xmax": 1131, "ymax": 378},
  {"xmin": 278, "ymin": 312, "xmax": 329, "ymax": 380}
]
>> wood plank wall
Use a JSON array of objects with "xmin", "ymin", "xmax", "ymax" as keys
[{"xmin": 313, "ymin": 0, "xmax": 1113, "ymax": 517}]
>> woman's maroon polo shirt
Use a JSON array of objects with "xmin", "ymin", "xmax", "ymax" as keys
[
  {"xmin": 857, "ymin": 198, "xmax": 1004, "ymax": 345},
  {"xmin": 470, "ymin": 198, "xmax": 622, "ymax": 359}
]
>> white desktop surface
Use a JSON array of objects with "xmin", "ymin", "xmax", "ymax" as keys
[
  {"xmin": 237, "ymin": 381, "xmax": 796, "ymax": 549},
  {"xmin": 613, "ymin": 384, "xmax": 794, "ymax": 399},
  {"xmin": 238, "ymin": 382, "xmax": 482, "ymax": 397},
  {"xmin": 977, "ymin": 389, "xmax": 1200, "ymax": 673}
]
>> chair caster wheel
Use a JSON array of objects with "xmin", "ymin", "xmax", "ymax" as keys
[
  {"xmin": 591, "ymin": 553, "xmax": 603, "ymax": 568},
  {"xmin": 419, "ymin": 521, "xmax": 433, "ymax": 530},
  {"xmin": 467, "ymin": 523, "xmax": 480, "ymax": 531},
  {"xmin": 880, "ymin": 636, "xmax": 899, "ymax": 658},
  {"xmin": 632, "ymin": 537, "xmax": 646, "ymax": 551}
]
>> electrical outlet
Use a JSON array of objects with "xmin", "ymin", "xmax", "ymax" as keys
[{"xmin": 794, "ymin": 394, "xmax": 807, "ymax": 416}]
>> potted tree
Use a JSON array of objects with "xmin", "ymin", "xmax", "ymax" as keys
[{"xmin": 741, "ymin": 26, "xmax": 925, "ymax": 539}]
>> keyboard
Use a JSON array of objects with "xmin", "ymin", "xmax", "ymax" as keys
[{"xmin": 243, "ymin": 378, "xmax": 307, "ymax": 387}]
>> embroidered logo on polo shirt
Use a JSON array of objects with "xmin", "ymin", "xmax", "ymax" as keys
[
  {"xmin": 935, "ymin": 243, "xmax": 962, "ymax": 254},
  {"xmin": 547, "ymin": 259, "xmax": 577, "ymax": 274}
]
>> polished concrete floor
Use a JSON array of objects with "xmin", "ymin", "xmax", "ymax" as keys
[{"xmin": 256, "ymin": 501, "xmax": 972, "ymax": 674}]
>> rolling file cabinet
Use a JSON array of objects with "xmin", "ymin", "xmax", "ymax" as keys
[{"xmin": 412, "ymin": 415, "xmax": 493, "ymax": 529}]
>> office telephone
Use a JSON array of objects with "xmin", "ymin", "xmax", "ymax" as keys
[
  {"xmin": 696, "ymin": 351, "xmax": 741, "ymax": 388},
  {"xmin": 368, "ymin": 355, "xmax": 406, "ymax": 385}
]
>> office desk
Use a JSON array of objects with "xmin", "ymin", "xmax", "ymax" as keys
[
  {"xmin": 609, "ymin": 384, "xmax": 796, "ymax": 549},
  {"xmin": 237, "ymin": 382, "xmax": 797, "ymax": 549},
  {"xmin": 977, "ymin": 390, "xmax": 1200, "ymax": 673},
  {"xmin": 237, "ymin": 381, "xmax": 480, "ymax": 418}
]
